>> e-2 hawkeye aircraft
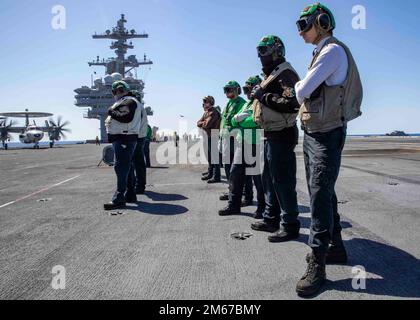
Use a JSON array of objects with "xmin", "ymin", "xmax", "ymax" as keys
[{"xmin": 0, "ymin": 109, "xmax": 70, "ymax": 150}]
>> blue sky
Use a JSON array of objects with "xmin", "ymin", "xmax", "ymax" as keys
[{"xmin": 0, "ymin": 0, "xmax": 419, "ymax": 140}]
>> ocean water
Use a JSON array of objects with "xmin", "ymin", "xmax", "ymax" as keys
[
  {"xmin": 3, "ymin": 133, "xmax": 420, "ymax": 149},
  {"xmin": 349, "ymin": 133, "xmax": 420, "ymax": 137}
]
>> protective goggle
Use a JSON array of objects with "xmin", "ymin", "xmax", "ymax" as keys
[
  {"xmin": 242, "ymin": 86, "xmax": 253, "ymax": 95},
  {"xmin": 296, "ymin": 15, "xmax": 316, "ymax": 33},
  {"xmin": 257, "ymin": 45, "xmax": 274, "ymax": 57},
  {"xmin": 223, "ymin": 87, "xmax": 237, "ymax": 94}
]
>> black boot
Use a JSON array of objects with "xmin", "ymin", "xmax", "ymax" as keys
[
  {"xmin": 104, "ymin": 202, "xmax": 126, "ymax": 211},
  {"xmin": 219, "ymin": 193, "xmax": 229, "ymax": 201},
  {"xmin": 268, "ymin": 223, "xmax": 300, "ymax": 243},
  {"xmin": 241, "ymin": 199, "xmax": 253, "ymax": 207},
  {"xmin": 202, "ymin": 175, "xmax": 212, "ymax": 181},
  {"xmin": 268, "ymin": 229, "xmax": 300, "ymax": 242},
  {"xmin": 207, "ymin": 178, "xmax": 221, "ymax": 184},
  {"xmin": 251, "ymin": 221, "xmax": 279, "ymax": 233},
  {"xmin": 218, "ymin": 206, "xmax": 241, "ymax": 216},
  {"xmin": 296, "ymin": 251, "xmax": 326, "ymax": 297},
  {"xmin": 135, "ymin": 188, "xmax": 145, "ymax": 195},
  {"xmin": 125, "ymin": 194, "xmax": 138, "ymax": 204},
  {"xmin": 253, "ymin": 206, "xmax": 265, "ymax": 219}
]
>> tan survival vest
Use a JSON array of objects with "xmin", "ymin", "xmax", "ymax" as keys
[
  {"xmin": 299, "ymin": 37, "xmax": 363, "ymax": 133},
  {"xmin": 252, "ymin": 62, "xmax": 299, "ymax": 132}
]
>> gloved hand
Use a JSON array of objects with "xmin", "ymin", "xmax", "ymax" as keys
[
  {"xmin": 251, "ymin": 85, "xmax": 264, "ymax": 102},
  {"xmin": 233, "ymin": 112, "xmax": 251, "ymax": 123}
]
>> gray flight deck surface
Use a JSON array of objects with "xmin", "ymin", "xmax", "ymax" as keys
[{"xmin": 0, "ymin": 137, "xmax": 419, "ymax": 300}]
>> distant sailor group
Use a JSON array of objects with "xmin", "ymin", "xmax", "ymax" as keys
[{"xmin": 196, "ymin": 3, "xmax": 363, "ymax": 297}]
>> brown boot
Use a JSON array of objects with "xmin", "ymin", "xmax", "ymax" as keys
[{"xmin": 296, "ymin": 251, "xmax": 326, "ymax": 297}]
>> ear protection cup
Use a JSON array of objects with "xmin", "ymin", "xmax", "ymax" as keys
[
  {"xmin": 276, "ymin": 39, "xmax": 286, "ymax": 58},
  {"xmin": 316, "ymin": 12, "xmax": 332, "ymax": 31}
]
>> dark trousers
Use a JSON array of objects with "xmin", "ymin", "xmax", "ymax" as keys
[
  {"xmin": 244, "ymin": 176, "xmax": 253, "ymax": 201},
  {"xmin": 229, "ymin": 143, "xmax": 261, "ymax": 209},
  {"xmin": 262, "ymin": 139, "xmax": 299, "ymax": 230},
  {"xmin": 228, "ymin": 163, "xmax": 245, "ymax": 209},
  {"xmin": 304, "ymin": 126, "xmax": 346, "ymax": 253},
  {"xmin": 252, "ymin": 174, "xmax": 265, "ymax": 209},
  {"xmin": 133, "ymin": 137, "xmax": 147, "ymax": 191},
  {"xmin": 112, "ymin": 140, "xmax": 137, "ymax": 204},
  {"xmin": 207, "ymin": 137, "xmax": 221, "ymax": 180},
  {"xmin": 144, "ymin": 138, "xmax": 151, "ymax": 167},
  {"xmin": 220, "ymin": 137, "xmax": 235, "ymax": 182}
]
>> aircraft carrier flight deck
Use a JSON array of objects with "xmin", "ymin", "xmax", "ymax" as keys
[{"xmin": 0, "ymin": 137, "xmax": 419, "ymax": 300}]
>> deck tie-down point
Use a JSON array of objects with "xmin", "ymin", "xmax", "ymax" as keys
[{"xmin": 231, "ymin": 232, "xmax": 253, "ymax": 241}]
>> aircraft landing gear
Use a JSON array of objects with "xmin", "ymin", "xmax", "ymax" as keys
[
  {"xmin": 4, "ymin": 143, "xmax": 7, "ymax": 150},
  {"xmin": 34, "ymin": 143, "xmax": 40, "ymax": 149},
  {"xmin": 49, "ymin": 141, "xmax": 54, "ymax": 148}
]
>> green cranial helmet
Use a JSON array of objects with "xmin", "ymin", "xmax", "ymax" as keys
[
  {"xmin": 112, "ymin": 80, "xmax": 130, "ymax": 94},
  {"xmin": 245, "ymin": 75, "xmax": 262, "ymax": 87},
  {"xmin": 223, "ymin": 81, "xmax": 242, "ymax": 95},
  {"xmin": 257, "ymin": 35, "xmax": 286, "ymax": 59},
  {"xmin": 297, "ymin": 3, "xmax": 335, "ymax": 33},
  {"xmin": 243, "ymin": 76, "xmax": 262, "ymax": 96}
]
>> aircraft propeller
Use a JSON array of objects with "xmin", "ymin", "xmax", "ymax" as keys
[{"xmin": 47, "ymin": 116, "xmax": 71, "ymax": 143}]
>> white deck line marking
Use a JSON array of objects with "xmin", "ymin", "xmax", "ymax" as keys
[{"xmin": 0, "ymin": 175, "xmax": 82, "ymax": 209}]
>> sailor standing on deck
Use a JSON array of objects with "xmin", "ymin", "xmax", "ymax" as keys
[
  {"xmin": 144, "ymin": 125, "xmax": 153, "ymax": 168},
  {"xmin": 294, "ymin": 3, "xmax": 363, "ymax": 297},
  {"xmin": 249, "ymin": 35, "xmax": 301, "ymax": 242},
  {"xmin": 218, "ymin": 81, "xmax": 246, "ymax": 206},
  {"xmin": 130, "ymin": 90, "xmax": 148, "ymax": 195},
  {"xmin": 197, "ymin": 96, "xmax": 222, "ymax": 184},
  {"xmin": 104, "ymin": 81, "xmax": 143, "ymax": 210},
  {"xmin": 218, "ymin": 76, "xmax": 266, "ymax": 217}
]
